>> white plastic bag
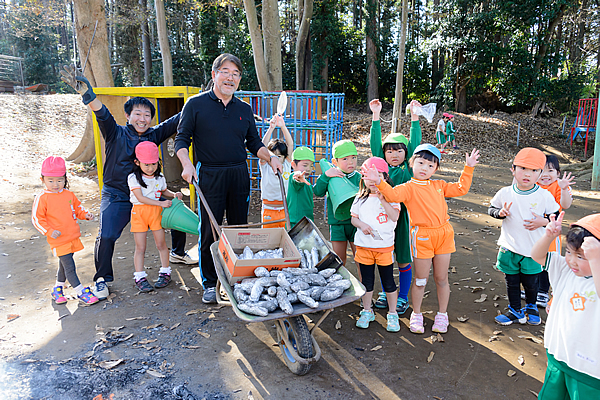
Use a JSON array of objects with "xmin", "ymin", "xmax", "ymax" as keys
[{"xmin": 406, "ymin": 103, "xmax": 437, "ymax": 123}]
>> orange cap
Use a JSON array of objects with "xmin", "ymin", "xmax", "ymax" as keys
[
  {"xmin": 513, "ymin": 148, "xmax": 546, "ymax": 170},
  {"xmin": 572, "ymin": 214, "xmax": 600, "ymax": 240}
]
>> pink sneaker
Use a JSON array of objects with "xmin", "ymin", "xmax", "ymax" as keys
[
  {"xmin": 432, "ymin": 313, "xmax": 449, "ymax": 333},
  {"xmin": 409, "ymin": 312, "xmax": 425, "ymax": 334},
  {"xmin": 78, "ymin": 287, "xmax": 99, "ymax": 305},
  {"xmin": 51, "ymin": 286, "xmax": 67, "ymax": 304}
]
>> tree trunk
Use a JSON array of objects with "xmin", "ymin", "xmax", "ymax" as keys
[
  {"xmin": 296, "ymin": 0, "xmax": 314, "ymax": 90},
  {"xmin": 534, "ymin": 4, "xmax": 567, "ymax": 74},
  {"xmin": 262, "ymin": 0, "xmax": 282, "ymax": 90},
  {"xmin": 117, "ymin": 0, "xmax": 142, "ymax": 86},
  {"xmin": 455, "ymin": 48, "xmax": 469, "ymax": 113},
  {"xmin": 141, "ymin": 0, "xmax": 152, "ymax": 86},
  {"xmin": 69, "ymin": 0, "xmax": 114, "ymax": 164},
  {"xmin": 391, "ymin": 0, "xmax": 407, "ymax": 133},
  {"xmin": 155, "ymin": 0, "xmax": 173, "ymax": 86},
  {"xmin": 243, "ymin": 0, "xmax": 270, "ymax": 90},
  {"xmin": 365, "ymin": 0, "xmax": 378, "ymax": 101}
]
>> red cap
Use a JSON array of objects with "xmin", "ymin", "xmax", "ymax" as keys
[
  {"xmin": 443, "ymin": 112, "xmax": 451, "ymax": 118},
  {"xmin": 41, "ymin": 156, "xmax": 66, "ymax": 177},
  {"xmin": 513, "ymin": 148, "xmax": 546, "ymax": 170},
  {"xmin": 135, "ymin": 141, "xmax": 159, "ymax": 164},
  {"xmin": 362, "ymin": 157, "xmax": 389, "ymax": 174},
  {"xmin": 572, "ymin": 214, "xmax": 600, "ymax": 240}
]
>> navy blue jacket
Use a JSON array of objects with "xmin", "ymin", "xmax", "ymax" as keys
[{"xmin": 94, "ymin": 105, "xmax": 180, "ymax": 194}]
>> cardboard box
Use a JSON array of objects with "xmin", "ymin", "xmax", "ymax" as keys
[{"xmin": 218, "ymin": 228, "xmax": 301, "ymax": 285}]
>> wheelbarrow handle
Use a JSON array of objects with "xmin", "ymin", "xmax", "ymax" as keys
[
  {"xmin": 192, "ymin": 178, "xmax": 222, "ymax": 240},
  {"xmin": 277, "ymin": 170, "xmax": 291, "ymax": 230}
]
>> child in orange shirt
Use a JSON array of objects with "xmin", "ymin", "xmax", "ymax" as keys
[
  {"xmin": 32, "ymin": 156, "xmax": 99, "ymax": 305},
  {"xmin": 362, "ymin": 144, "xmax": 480, "ymax": 334}
]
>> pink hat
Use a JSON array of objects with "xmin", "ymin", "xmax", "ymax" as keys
[
  {"xmin": 443, "ymin": 112, "xmax": 452, "ymax": 118},
  {"xmin": 41, "ymin": 156, "xmax": 66, "ymax": 177},
  {"xmin": 135, "ymin": 141, "xmax": 159, "ymax": 164},
  {"xmin": 362, "ymin": 157, "xmax": 389, "ymax": 174}
]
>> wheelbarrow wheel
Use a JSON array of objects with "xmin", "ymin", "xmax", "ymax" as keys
[{"xmin": 277, "ymin": 315, "xmax": 314, "ymax": 375}]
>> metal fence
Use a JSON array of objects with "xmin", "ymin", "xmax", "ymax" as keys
[
  {"xmin": 237, "ymin": 90, "xmax": 345, "ymax": 190},
  {"xmin": 0, "ymin": 55, "xmax": 24, "ymax": 87}
]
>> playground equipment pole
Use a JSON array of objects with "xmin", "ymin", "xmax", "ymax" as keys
[{"xmin": 592, "ymin": 91, "xmax": 600, "ymax": 190}]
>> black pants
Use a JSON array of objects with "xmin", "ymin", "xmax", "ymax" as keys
[
  {"xmin": 359, "ymin": 263, "xmax": 397, "ymax": 293},
  {"xmin": 171, "ymin": 229, "xmax": 186, "ymax": 256},
  {"xmin": 538, "ymin": 270, "xmax": 550, "ymax": 294},
  {"xmin": 506, "ymin": 273, "xmax": 538, "ymax": 310},
  {"xmin": 197, "ymin": 163, "xmax": 250, "ymax": 289}
]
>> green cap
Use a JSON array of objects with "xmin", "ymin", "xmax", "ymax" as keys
[
  {"xmin": 292, "ymin": 146, "xmax": 315, "ymax": 162},
  {"xmin": 383, "ymin": 132, "xmax": 408, "ymax": 146},
  {"xmin": 333, "ymin": 140, "xmax": 357, "ymax": 159}
]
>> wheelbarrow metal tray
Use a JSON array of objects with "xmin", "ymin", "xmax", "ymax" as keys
[
  {"xmin": 288, "ymin": 217, "xmax": 343, "ymax": 271},
  {"xmin": 211, "ymin": 242, "xmax": 365, "ymax": 323},
  {"xmin": 218, "ymin": 227, "xmax": 302, "ymax": 285}
]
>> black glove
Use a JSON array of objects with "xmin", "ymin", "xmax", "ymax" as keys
[{"xmin": 60, "ymin": 65, "xmax": 97, "ymax": 105}]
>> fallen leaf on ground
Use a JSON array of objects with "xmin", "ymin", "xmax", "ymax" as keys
[
  {"xmin": 125, "ymin": 317, "xmax": 148, "ymax": 321},
  {"xmin": 170, "ymin": 323, "xmax": 180, "ymax": 330},
  {"xmin": 142, "ymin": 323, "xmax": 162, "ymax": 330},
  {"xmin": 460, "ymin": 277, "xmax": 472, "ymax": 281},
  {"xmin": 7, "ymin": 314, "xmax": 19, "ymax": 322},
  {"xmin": 400, "ymin": 336, "xmax": 415, "ymax": 348},
  {"xmin": 507, "ymin": 369, "xmax": 516, "ymax": 377},
  {"xmin": 493, "ymin": 330, "xmax": 503, "ymax": 335},
  {"xmin": 197, "ymin": 331, "xmax": 210, "ymax": 339},
  {"xmin": 436, "ymin": 333, "xmax": 444, "ymax": 342},
  {"xmin": 427, "ymin": 351, "xmax": 435, "ymax": 363},
  {"xmin": 370, "ymin": 345, "xmax": 382, "ymax": 351},
  {"xmin": 186, "ymin": 310, "xmax": 199, "ymax": 316},
  {"xmin": 146, "ymin": 369, "xmax": 165, "ymax": 378},
  {"xmin": 99, "ymin": 359, "xmax": 123, "ymax": 369},
  {"xmin": 182, "ymin": 345, "xmax": 201, "ymax": 349},
  {"xmin": 451, "ymin": 266, "xmax": 457, "ymax": 273},
  {"xmin": 474, "ymin": 294, "xmax": 487, "ymax": 303},
  {"xmin": 518, "ymin": 335, "xmax": 543, "ymax": 344},
  {"xmin": 462, "ymin": 246, "xmax": 472, "ymax": 251},
  {"xmin": 106, "ymin": 293, "xmax": 116, "ymax": 304},
  {"xmin": 457, "ymin": 316, "xmax": 469, "ymax": 322},
  {"xmin": 138, "ymin": 339, "xmax": 157, "ymax": 345},
  {"xmin": 489, "ymin": 335, "xmax": 500, "ymax": 342},
  {"xmin": 335, "ymin": 320, "xmax": 341, "ymax": 330},
  {"xmin": 518, "ymin": 355, "xmax": 525, "ymax": 365},
  {"xmin": 49, "ymin": 365, "xmax": 58, "ymax": 371}
]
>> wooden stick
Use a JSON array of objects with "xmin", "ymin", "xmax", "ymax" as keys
[{"xmin": 175, "ymin": 269, "xmax": 190, "ymax": 297}]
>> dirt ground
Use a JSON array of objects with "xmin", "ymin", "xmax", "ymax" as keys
[{"xmin": 1, "ymin": 94, "xmax": 599, "ymax": 400}]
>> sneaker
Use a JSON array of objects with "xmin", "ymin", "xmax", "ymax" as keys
[
  {"xmin": 432, "ymin": 313, "xmax": 449, "ymax": 333},
  {"xmin": 51, "ymin": 286, "xmax": 67, "ymax": 304},
  {"xmin": 525, "ymin": 304, "xmax": 541, "ymax": 325},
  {"xmin": 409, "ymin": 312, "xmax": 425, "ymax": 334},
  {"xmin": 495, "ymin": 306, "xmax": 526, "ymax": 325},
  {"xmin": 135, "ymin": 277, "xmax": 154, "ymax": 293},
  {"xmin": 169, "ymin": 251, "xmax": 197, "ymax": 265},
  {"xmin": 386, "ymin": 313, "xmax": 400, "ymax": 332},
  {"xmin": 78, "ymin": 287, "xmax": 99, "ymax": 305},
  {"xmin": 536, "ymin": 292, "xmax": 549, "ymax": 308},
  {"xmin": 374, "ymin": 292, "xmax": 387, "ymax": 309},
  {"xmin": 202, "ymin": 287, "xmax": 217, "ymax": 304},
  {"xmin": 155, "ymin": 273, "xmax": 171, "ymax": 289},
  {"xmin": 396, "ymin": 297, "xmax": 410, "ymax": 314},
  {"xmin": 356, "ymin": 309, "xmax": 375, "ymax": 329},
  {"xmin": 92, "ymin": 278, "xmax": 109, "ymax": 300}
]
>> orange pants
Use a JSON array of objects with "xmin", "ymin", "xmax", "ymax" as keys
[
  {"xmin": 410, "ymin": 223, "xmax": 455, "ymax": 259},
  {"xmin": 262, "ymin": 207, "xmax": 286, "ymax": 228},
  {"xmin": 130, "ymin": 204, "xmax": 163, "ymax": 232}
]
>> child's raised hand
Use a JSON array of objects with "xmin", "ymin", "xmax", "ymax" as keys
[
  {"xmin": 271, "ymin": 114, "xmax": 285, "ymax": 128},
  {"xmin": 408, "ymin": 100, "xmax": 422, "ymax": 115},
  {"xmin": 174, "ymin": 191, "xmax": 184, "ymax": 200},
  {"xmin": 369, "ymin": 99, "xmax": 382, "ymax": 114},
  {"xmin": 544, "ymin": 211, "xmax": 564, "ymax": 238},
  {"xmin": 557, "ymin": 172, "xmax": 576, "ymax": 190},
  {"xmin": 161, "ymin": 200, "xmax": 172, "ymax": 208},
  {"xmin": 360, "ymin": 164, "xmax": 381, "ymax": 184},
  {"xmin": 498, "ymin": 202, "xmax": 512, "ymax": 217},
  {"xmin": 293, "ymin": 171, "xmax": 309, "ymax": 185},
  {"xmin": 86, "ymin": 212, "xmax": 95, "ymax": 221},
  {"xmin": 465, "ymin": 148, "xmax": 480, "ymax": 167},
  {"xmin": 581, "ymin": 236, "xmax": 600, "ymax": 263},
  {"xmin": 50, "ymin": 229, "xmax": 61, "ymax": 239},
  {"xmin": 325, "ymin": 167, "xmax": 344, "ymax": 178}
]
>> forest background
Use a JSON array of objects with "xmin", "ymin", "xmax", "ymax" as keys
[{"xmin": 0, "ymin": 0, "xmax": 598, "ymax": 115}]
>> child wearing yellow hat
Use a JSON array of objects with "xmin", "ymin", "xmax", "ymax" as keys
[
  {"xmin": 488, "ymin": 148, "xmax": 560, "ymax": 325},
  {"xmin": 531, "ymin": 212, "xmax": 600, "ymax": 400}
]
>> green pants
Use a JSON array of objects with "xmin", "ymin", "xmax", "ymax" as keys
[{"xmin": 538, "ymin": 352, "xmax": 600, "ymax": 400}]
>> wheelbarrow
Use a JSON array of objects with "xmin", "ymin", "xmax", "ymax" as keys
[{"xmin": 193, "ymin": 173, "xmax": 366, "ymax": 375}]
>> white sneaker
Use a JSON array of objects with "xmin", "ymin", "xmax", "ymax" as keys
[
  {"xmin": 169, "ymin": 251, "xmax": 197, "ymax": 265},
  {"xmin": 92, "ymin": 278, "xmax": 109, "ymax": 300}
]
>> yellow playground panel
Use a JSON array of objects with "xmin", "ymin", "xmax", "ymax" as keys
[{"xmin": 91, "ymin": 86, "xmax": 201, "ymax": 204}]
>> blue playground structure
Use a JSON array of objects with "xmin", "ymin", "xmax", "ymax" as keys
[
  {"xmin": 237, "ymin": 91, "xmax": 345, "ymax": 190},
  {"xmin": 567, "ymin": 98, "xmax": 597, "ymax": 158}
]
